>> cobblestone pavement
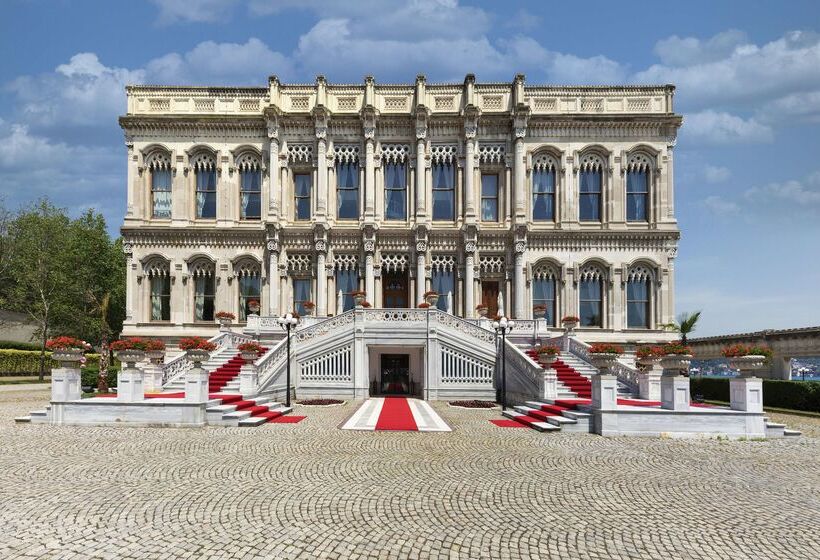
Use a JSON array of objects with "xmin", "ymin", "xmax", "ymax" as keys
[{"xmin": 2, "ymin": 388, "xmax": 819, "ymax": 560}]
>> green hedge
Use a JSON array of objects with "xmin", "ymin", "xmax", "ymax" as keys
[
  {"xmin": 0, "ymin": 349, "xmax": 109, "ymax": 374},
  {"xmin": 690, "ymin": 377, "xmax": 820, "ymax": 413},
  {"xmin": 80, "ymin": 367, "xmax": 119, "ymax": 389},
  {"xmin": 0, "ymin": 340, "xmax": 42, "ymax": 351}
]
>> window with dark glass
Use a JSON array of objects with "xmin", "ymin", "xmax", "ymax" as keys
[
  {"xmin": 335, "ymin": 269, "xmax": 358, "ymax": 312},
  {"xmin": 626, "ymin": 169, "xmax": 649, "ymax": 222},
  {"xmin": 194, "ymin": 275, "xmax": 215, "ymax": 322},
  {"xmin": 337, "ymin": 162, "xmax": 359, "ymax": 219},
  {"xmin": 293, "ymin": 278, "xmax": 312, "ymax": 316},
  {"xmin": 431, "ymin": 269, "xmax": 454, "ymax": 311},
  {"xmin": 532, "ymin": 277, "xmax": 556, "ymax": 326},
  {"xmin": 240, "ymin": 169, "xmax": 261, "ymax": 219},
  {"xmin": 532, "ymin": 167, "xmax": 555, "ymax": 221},
  {"xmin": 579, "ymin": 168, "xmax": 602, "ymax": 221},
  {"xmin": 150, "ymin": 276, "xmax": 171, "ymax": 321},
  {"xmin": 384, "ymin": 162, "xmax": 407, "ymax": 220},
  {"xmin": 238, "ymin": 275, "xmax": 261, "ymax": 322},
  {"xmin": 481, "ymin": 174, "xmax": 499, "ymax": 222},
  {"xmin": 432, "ymin": 161, "xmax": 455, "ymax": 221},
  {"xmin": 195, "ymin": 167, "xmax": 217, "ymax": 219},
  {"xmin": 579, "ymin": 278, "xmax": 602, "ymax": 327},
  {"xmin": 151, "ymin": 168, "xmax": 172, "ymax": 218},
  {"xmin": 627, "ymin": 277, "xmax": 650, "ymax": 328},
  {"xmin": 294, "ymin": 173, "xmax": 311, "ymax": 221}
]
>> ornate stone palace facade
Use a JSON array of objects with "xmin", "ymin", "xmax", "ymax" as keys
[{"xmin": 119, "ymin": 74, "xmax": 682, "ymax": 343}]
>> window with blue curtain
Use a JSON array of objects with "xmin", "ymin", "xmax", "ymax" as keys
[
  {"xmin": 194, "ymin": 275, "xmax": 215, "ymax": 322},
  {"xmin": 335, "ymin": 269, "xmax": 358, "ymax": 312},
  {"xmin": 532, "ymin": 277, "xmax": 556, "ymax": 326},
  {"xmin": 337, "ymin": 162, "xmax": 359, "ymax": 219},
  {"xmin": 626, "ymin": 169, "xmax": 649, "ymax": 221},
  {"xmin": 294, "ymin": 173, "xmax": 311, "ymax": 221},
  {"xmin": 532, "ymin": 168, "xmax": 555, "ymax": 221},
  {"xmin": 579, "ymin": 278, "xmax": 602, "ymax": 327},
  {"xmin": 481, "ymin": 174, "xmax": 499, "ymax": 221},
  {"xmin": 238, "ymin": 275, "xmax": 260, "ymax": 322},
  {"xmin": 196, "ymin": 168, "xmax": 217, "ymax": 219},
  {"xmin": 292, "ymin": 278, "xmax": 312, "ymax": 316},
  {"xmin": 384, "ymin": 162, "xmax": 407, "ymax": 220},
  {"xmin": 627, "ymin": 277, "xmax": 650, "ymax": 328},
  {"xmin": 150, "ymin": 276, "xmax": 171, "ymax": 321},
  {"xmin": 240, "ymin": 169, "xmax": 261, "ymax": 219},
  {"xmin": 579, "ymin": 168, "xmax": 601, "ymax": 221},
  {"xmin": 151, "ymin": 168, "xmax": 172, "ymax": 218},
  {"xmin": 432, "ymin": 162, "xmax": 455, "ymax": 221},
  {"xmin": 431, "ymin": 269, "xmax": 454, "ymax": 311}
]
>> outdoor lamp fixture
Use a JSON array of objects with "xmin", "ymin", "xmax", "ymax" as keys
[
  {"xmin": 277, "ymin": 312, "xmax": 299, "ymax": 407},
  {"xmin": 492, "ymin": 316, "xmax": 515, "ymax": 410}
]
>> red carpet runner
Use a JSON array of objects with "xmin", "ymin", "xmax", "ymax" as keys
[{"xmin": 375, "ymin": 397, "xmax": 418, "ymax": 431}]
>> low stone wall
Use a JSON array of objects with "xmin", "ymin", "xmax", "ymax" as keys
[
  {"xmin": 594, "ymin": 408, "xmax": 766, "ymax": 438},
  {"xmin": 691, "ymin": 377, "xmax": 820, "ymax": 413},
  {"xmin": 49, "ymin": 399, "xmax": 207, "ymax": 427}
]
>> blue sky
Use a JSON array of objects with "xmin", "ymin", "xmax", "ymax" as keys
[{"xmin": 0, "ymin": 0, "xmax": 818, "ymax": 336}]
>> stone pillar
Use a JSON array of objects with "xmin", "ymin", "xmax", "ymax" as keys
[
  {"xmin": 730, "ymin": 377, "xmax": 763, "ymax": 413},
  {"xmin": 118, "ymin": 368, "xmax": 145, "ymax": 402},
  {"xmin": 592, "ymin": 375, "xmax": 618, "ymax": 410},
  {"xmin": 513, "ymin": 137, "xmax": 526, "ymax": 222},
  {"xmin": 464, "ymin": 245, "xmax": 475, "ymax": 318},
  {"xmin": 239, "ymin": 360, "xmax": 258, "ymax": 398},
  {"xmin": 353, "ymin": 307, "xmax": 368, "ymax": 398},
  {"xmin": 416, "ymin": 252, "xmax": 426, "ymax": 305},
  {"xmin": 365, "ymin": 253, "xmax": 375, "ymax": 304},
  {"xmin": 416, "ymin": 139, "xmax": 426, "ymax": 218},
  {"xmin": 316, "ymin": 247, "xmax": 327, "ymax": 317},
  {"xmin": 464, "ymin": 138, "xmax": 476, "ymax": 220},
  {"xmin": 514, "ymin": 246, "xmax": 525, "ymax": 319},
  {"xmin": 542, "ymin": 369, "xmax": 558, "ymax": 401},
  {"xmin": 316, "ymin": 138, "xmax": 327, "ymax": 217},
  {"xmin": 661, "ymin": 374, "xmax": 690, "ymax": 411},
  {"xmin": 268, "ymin": 137, "xmax": 280, "ymax": 218},
  {"xmin": 638, "ymin": 364, "xmax": 662, "ymax": 401},
  {"xmin": 123, "ymin": 244, "xmax": 135, "ymax": 324},
  {"xmin": 185, "ymin": 366, "xmax": 209, "ymax": 403},
  {"xmin": 365, "ymin": 138, "xmax": 375, "ymax": 219},
  {"xmin": 267, "ymin": 241, "xmax": 279, "ymax": 316},
  {"xmin": 51, "ymin": 366, "xmax": 81, "ymax": 402}
]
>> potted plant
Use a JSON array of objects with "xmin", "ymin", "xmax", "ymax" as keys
[
  {"xmin": 302, "ymin": 301, "xmax": 316, "ymax": 316},
  {"xmin": 215, "ymin": 311, "xmax": 236, "ymax": 328},
  {"xmin": 351, "ymin": 290, "xmax": 367, "ymax": 307},
  {"xmin": 588, "ymin": 343, "xmax": 624, "ymax": 371},
  {"xmin": 424, "ymin": 290, "xmax": 439, "ymax": 306},
  {"xmin": 535, "ymin": 344, "xmax": 560, "ymax": 366},
  {"xmin": 418, "ymin": 302, "xmax": 430, "ymax": 309},
  {"xmin": 533, "ymin": 304, "xmax": 547, "ymax": 317},
  {"xmin": 247, "ymin": 299, "xmax": 261, "ymax": 315},
  {"xmin": 636, "ymin": 345, "xmax": 664, "ymax": 369},
  {"xmin": 179, "ymin": 337, "xmax": 217, "ymax": 366},
  {"xmin": 658, "ymin": 341, "xmax": 693, "ymax": 375},
  {"xmin": 722, "ymin": 344, "xmax": 772, "ymax": 376},
  {"xmin": 361, "ymin": 301, "xmax": 372, "ymax": 308},
  {"xmin": 561, "ymin": 315, "xmax": 580, "ymax": 334},
  {"xmin": 144, "ymin": 338, "xmax": 167, "ymax": 364},
  {"xmin": 237, "ymin": 341, "xmax": 265, "ymax": 362},
  {"xmin": 110, "ymin": 337, "xmax": 150, "ymax": 368},
  {"xmin": 475, "ymin": 303, "xmax": 489, "ymax": 318},
  {"xmin": 46, "ymin": 336, "xmax": 92, "ymax": 366}
]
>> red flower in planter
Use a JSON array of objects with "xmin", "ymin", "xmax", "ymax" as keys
[
  {"xmin": 215, "ymin": 311, "xmax": 236, "ymax": 320},
  {"xmin": 46, "ymin": 336, "xmax": 92, "ymax": 352},
  {"xmin": 178, "ymin": 337, "xmax": 217, "ymax": 352},
  {"xmin": 237, "ymin": 342, "xmax": 265, "ymax": 354},
  {"xmin": 589, "ymin": 343, "xmax": 624, "ymax": 355}
]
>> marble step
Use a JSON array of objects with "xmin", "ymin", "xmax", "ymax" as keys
[{"xmin": 502, "ymin": 410, "xmax": 560, "ymax": 432}]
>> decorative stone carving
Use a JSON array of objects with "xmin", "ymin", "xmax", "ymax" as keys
[
  {"xmin": 288, "ymin": 144, "xmax": 313, "ymax": 163},
  {"xmin": 478, "ymin": 144, "xmax": 505, "ymax": 164},
  {"xmin": 430, "ymin": 145, "xmax": 458, "ymax": 164}
]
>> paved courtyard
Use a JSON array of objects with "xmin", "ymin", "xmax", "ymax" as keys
[{"xmin": 1, "ymin": 387, "xmax": 819, "ymax": 560}]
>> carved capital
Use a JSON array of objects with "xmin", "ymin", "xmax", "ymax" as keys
[
  {"xmin": 465, "ymin": 241, "xmax": 476, "ymax": 253},
  {"xmin": 315, "ymin": 240, "xmax": 327, "ymax": 253},
  {"xmin": 122, "ymin": 243, "xmax": 133, "ymax": 256},
  {"xmin": 416, "ymin": 241, "xmax": 427, "ymax": 253},
  {"xmin": 266, "ymin": 240, "xmax": 279, "ymax": 253},
  {"xmin": 363, "ymin": 239, "xmax": 375, "ymax": 253}
]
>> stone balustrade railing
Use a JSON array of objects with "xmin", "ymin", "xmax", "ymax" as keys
[
  {"xmin": 565, "ymin": 335, "xmax": 640, "ymax": 394},
  {"xmin": 161, "ymin": 330, "xmax": 253, "ymax": 386}
]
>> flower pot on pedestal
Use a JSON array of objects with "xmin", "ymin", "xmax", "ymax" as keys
[
  {"xmin": 537, "ymin": 353, "xmax": 557, "ymax": 367},
  {"xmin": 425, "ymin": 293, "xmax": 439, "ymax": 307},
  {"xmin": 561, "ymin": 318, "xmax": 578, "ymax": 336},
  {"xmin": 636, "ymin": 358, "xmax": 662, "ymax": 401},
  {"xmin": 115, "ymin": 350, "xmax": 146, "ymax": 402},
  {"xmin": 476, "ymin": 306, "xmax": 488, "ymax": 318},
  {"xmin": 184, "ymin": 349, "xmax": 211, "ymax": 403},
  {"xmin": 728, "ymin": 355, "xmax": 766, "ymax": 413},
  {"xmin": 185, "ymin": 349, "xmax": 211, "ymax": 367},
  {"xmin": 729, "ymin": 355, "xmax": 767, "ymax": 377},
  {"xmin": 659, "ymin": 354, "xmax": 692, "ymax": 411},
  {"xmin": 50, "ymin": 350, "xmax": 84, "ymax": 402},
  {"xmin": 144, "ymin": 350, "xmax": 165, "ymax": 393},
  {"xmin": 588, "ymin": 352, "xmax": 618, "ymax": 374}
]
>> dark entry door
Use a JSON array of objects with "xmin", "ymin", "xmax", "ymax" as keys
[
  {"xmin": 482, "ymin": 281, "xmax": 500, "ymax": 317},
  {"xmin": 380, "ymin": 354, "xmax": 411, "ymax": 395},
  {"xmin": 383, "ymin": 270, "xmax": 409, "ymax": 308}
]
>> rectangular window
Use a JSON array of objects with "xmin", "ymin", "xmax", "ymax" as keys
[
  {"xmin": 336, "ymin": 162, "xmax": 359, "ymax": 219},
  {"xmin": 150, "ymin": 276, "xmax": 171, "ymax": 321},
  {"xmin": 384, "ymin": 162, "xmax": 407, "ymax": 220},
  {"xmin": 481, "ymin": 174, "xmax": 499, "ymax": 222},
  {"xmin": 431, "ymin": 269, "xmax": 454, "ymax": 312},
  {"xmin": 579, "ymin": 169, "xmax": 601, "ymax": 222},
  {"xmin": 532, "ymin": 168, "xmax": 555, "ymax": 221},
  {"xmin": 292, "ymin": 278, "xmax": 312, "ymax": 316},
  {"xmin": 627, "ymin": 279, "xmax": 650, "ymax": 328},
  {"xmin": 194, "ymin": 275, "xmax": 215, "ymax": 322},
  {"xmin": 240, "ymin": 169, "xmax": 261, "ymax": 219},
  {"xmin": 335, "ymin": 269, "xmax": 358, "ymax": 312},
  {"xmin": 294, "ymin": 173, "xmax": 312, "ymax": 221},
  {"xmin": 579, "ymin": 279, "xmax": 602, "ymax": 327},
  {"xmin": 626, "ymin": 170, "xmax": 649, "ymax": 222},
  {"xmin": 238, "ymin": 276, "xmax": 261, "ymax": 322},
  {"xmin": 432, "ymin": 162, "xmax": 455, "ymax": 221},
  {"xmin": 196, "ymin": 169, "xmax": 217, "ymax": 219},
  {"xmin": 151, "ymin": 169, "xmax": 172, "ymax": 219},
  {"xmin": 532, "ymin": 278, "xmax": 556, "ymax": 326}
]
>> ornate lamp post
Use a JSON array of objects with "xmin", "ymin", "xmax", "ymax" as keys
[
  {"xmin": 277, "ymin": 312, "xmax": 299, "ymax": 407},
  {"xmin": 492, "ymin": 315, "xmax": 515, "ymax": 411}
]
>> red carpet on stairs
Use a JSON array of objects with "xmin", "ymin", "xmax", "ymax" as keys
[
  {"xmin": 490, "ymin": 419, "xmax": 528, "ymax": 428},
  {"xmin": 269, "ymin": 415, "xmax": 306, "ymax": 424},
  {"xmin": 375, "ymin": 397, "xmax": 418, "ymax": 431}
]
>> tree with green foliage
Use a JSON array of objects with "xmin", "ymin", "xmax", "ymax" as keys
[{"xmin": 661, "ymin": 311, "xmax": 702, "ymax": 345}]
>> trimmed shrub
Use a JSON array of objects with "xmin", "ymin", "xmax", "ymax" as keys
[
  {"xmin": 690, "ymin": 377, "xmax": 820, "ymax": 413},
  {"xmin": 81, "ymin": 367, "xmax": 119, "ymax": 389},
  {"xmin": 0, "ymin": 340, "xmax": 41, "ymax": 351},
  {"xmin": 0, "ymin": 350, "xmax": 109, "ymax": 374}
]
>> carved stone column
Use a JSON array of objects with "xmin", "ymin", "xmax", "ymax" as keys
[
  {"xmin": 464, "ymin": 137, "xmax": 476, "ymax": 220},
  {"xmin": 123, "ymin": 243, "xmax": 134, "ymax": 324},
  {"xmin": 514, "ymin": 241, "xmax": 526, "ymax": 319},
  {"xmin": 415, "ymin": 139, "xmax": 426, "ymax": 218},
  {"xmin": 365, "ymin": 137, "xmax": 375, "ymax": 218},
  {"xmin": 464, "ymin": 241, "xmax": 475, "ymax": 318},
  {"xmin": 268, "ymin": 134, "xmax": 280, "ymax": 218},
  {"xmin": 365, "ymin": 253, "xmax": 375, "ymax": 304},
  {"xmin": 416, "ymin": 240, "xmax": 427, "ymax": 304},
  {"xmin": 267, "ymin": 239, "xmax": 280, "ymax": 316},
  {"xmin": 513, "ymin": 136, "xmax": 526, "ymax": 222},
  {"xmin": 315, "ymin": 240, "xmax": 327, "ymax": 316},
  {"xmin": 316, "ymin": 137, "xmax": 327, "ymax": 217}
]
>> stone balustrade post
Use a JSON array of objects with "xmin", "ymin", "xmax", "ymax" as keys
[
  {"xmin": 592, "ymin": 375, "xmax": 618, "ymax": 410},
  {"xmin": 51, "ymin": 364, "xmax": 82, "ymax": 402},
  {"xmin": 239, "ymin": 354, "xmax": 259, "ymax": 397}
]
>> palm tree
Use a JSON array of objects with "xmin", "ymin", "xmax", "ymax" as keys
[{"xmin": 661, "ymin": 311, "xmax": 702, "ymax": 345}]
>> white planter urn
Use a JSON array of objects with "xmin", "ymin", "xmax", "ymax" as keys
[
  {"xmin": 50, "ymin": 349, "xmax": 83, "ymax": 403},
  {"xmin": 217, "ymin": 317, "xmax": 232, "ymax": 331},
  {"xmin": 51, "ymin": 349, "xmax": 85, "ymax": 368},
  {"xmin": 562, "ymin": 319, "xmax": 578, "ymax": 336},
  {"xmin": 115, "ymin": 350, "xmax": 145, "ymax": 369},
  {"xmin": 425, "ymin": 293, "xmax": 440, "ymax": 307},
  {"xmin": 476, "ymin": 307, "xmax": 488, "ymax": 318},
  {"xmin": 240, "ymin": 351, "xmax": 259, "ymax": 363},
  {"xmin": 537, "ymin": 353, "xmax": 557, "ymax": 367},
  {"xmin": 659, "ymin": 354, "xmax": 693, "ymax": 376},
  {"xmin": 185, "ymin": 349, "xmax": 211, "ymax": 367},
  {"xmin": 588, "ymin": 352, "xmax": 619, "ymax": 374},
  {"xmin": 353, "ymin": 294, "xmax": 366, "ymax": 307},
  {"xmin": 729, "ymin": 355, "xmax": 767, "ymax": 377}
]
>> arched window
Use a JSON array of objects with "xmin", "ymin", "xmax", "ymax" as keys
[
  {"xmin": 234, "ymin": 258, "xmax": 261, "ymax": 321},
  {"xmin": 579, "ymin": 153, "xmax": 604, "ymax": 222},
  {"xmin": 383, "ymin": 144, "xmax": 409, "ymax": 220},
  {"xmin": 627, "ymin": 265, "xmax": 652, "ymax": 329},
  {"xmin": 236, "ymin": 152, "xmax": 261, "ymax": 220},
  {"xmin": 189, "ymin": 258, "xmax": 215, "ymax": 322},
  {"xmin": 144, "ymin": 257, "xmax": 171, "ymax": 322},
  {"xmin": 626, "ymin": 153, "xmax": 652, "ymax": 222},
  {"xmin": 579, "ymin": 264, "xmax": 605, "ymax": 327},
  {"xmin": 334, "ymin": 254, "xmax": 359, "ymax": 312},
  {"xmin": 532, "ymin": 153, "xmax": 558, "ymax": 221},
  {"xmin": 335, "ymin": 145, "xmax": 360, "ymax": 220},
  {"xmin": 431, "ymin": 145, "xmax": 457, "ymax": 221},
  {"xmin": 146, "ymin": 151, "xmax": 172, "ymax": 219},
  {"xmin": 532, "ymin": 263, "xmax": 559, "ymax": 326},
  {"xmin": 430, "ymin": 255, "xmax": 456, "ymax": 311},
  {"xmin": 192, "ymin": 151, "xmax": 217, "ymax": 219},
  {"xmin": 288, "ymin": 254, "xmax": 313, "ymax": 316}
]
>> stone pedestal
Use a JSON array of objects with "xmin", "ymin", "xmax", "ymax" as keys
[
  {"xmin": 730, "ymin": 376, "xmax": 763, "ymax": 413},
  {"xmin": 185, "ymin": 368, "xmax": 210, "ymax": 403},
  {"xmin": 592, "ymin": 375, "xmax": 618, "ymax": 410},
  {"xmin": 117, "ymin": 369, "xmax": 145, "ymax": 402},
  {"xmin": 542, "ymin": 369, "xmax": 558, "ymax": 401},
  {"xmin": 51, "ymin": 367, "xmax": 81, "ymax": 402},
  {"xmin": 143, "ymin": 364, "xmax": 164, "ymax": 393},
  {"xmin": 638, "ymin": 370, "xmax": 662, "ymax": 401},
  {"xmin": 661, "ymin": 374, "xmax": 690, "ymax": 411},
  {"xmin": 239, "ymin": 364, "xmax": 258, "ymax": 397}
]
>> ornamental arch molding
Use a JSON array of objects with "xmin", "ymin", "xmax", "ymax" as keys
[
  {"xmin": 577, "ymin": 150, "xmax": 607, "ymax": 172},
  {"xmin": 232, "ymin": 255, "xmax": 262, "ymax": 277},
  {"xmin": 531, "ymin": 259, "xmax": 561, "ymax": 282},
  {"xmin": 531, "ymin": 151, "xmax": 560, "ymax": 172},
  {"xmin": 142, "ymin": 145, "xmax": 172, "ymax": 171},
  {"xmin": 188, "ymin": 146, "xmax": 218, "ymax": 171},
  {"xmin": 381, "ymin": 253, "xmax": 409, "ymax": 272},
  {"xmin": 141, "ymin": 254, "xmax": 171, "ymax": 277},
  {"xmin": 187, "ymin": 255, "xmax": 216, "ymax": 277},
  {"xmin": 232, "ymin": 146, "xmax": 264, "ymax": 172}
]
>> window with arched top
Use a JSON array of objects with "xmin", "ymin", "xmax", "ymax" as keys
[
  {"xmin": 189, "ymin": 257, "xmax": 216, "ymax": 322},
  {"xmin": 335, "ymin": 145, "xmax": 360, "ymax": 220},
  {"xmin": 431, "ymin": 145, "xmax": 457, "ymax": 221},
  {"xmin": 430, "ymin": 255, "xmax": 456, "ymax": 311},
  {"xmin": 532, "ymin": 153, "xmax": 558, "ymax": 222},
  {"xmin": 234, "ymin": 258, "xmax": 261, "ymax": 321},
  {"xmin": 579, "ymin": 264, "xmax": 606, "ymax": 327},
  {"xmin": 191, "ymin": 151, "xmax": 217, "ymax": 219},
  {"xmin": 383, "ymin": 144, "xmax": 409, "ymax": 220},
  {"xmin": 626, "ymin": 265, "xmax": 653, "ymax": 328},
  {"xmin": 532, "ymin": 262, "xmax": 559, "ymax": 326},
  {"xmin": 579, "ymin": 153, "xmax": 604, "ymax": 222},
  {"xmin": 236, "ymin": 152, "xmax": 261, "ymax": 220},
  {"xmin": 144, "ymin": 257, "xmax": 171, "ymax": 321},
  {"xmin": 626, "ymin": 152, "xmax": 652, "ymax": 222},
  {"xmin": 146, "ymin": 151, "xmax": 172, "ymax": 219}
]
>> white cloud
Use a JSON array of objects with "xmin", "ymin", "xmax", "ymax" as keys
[
  {"xmin": 745, "ymin": 173, "xmax": 820, "ymax": 207},
  {"xmin": 149, "ymin": 0, "xmax": 240, "ymax": 25},
  {"xmin": 653, "ymin": 29, "xmax": 749, "ymax": 67},
  {"xmin": 703, "ymin": 165, "xmax": 731, "ymax": 183},
  {"xmin": 683, "ymin": 110, "xmax": 773, "ymax": 144},
  {"xmin": 702, "ymin": 196, "xmax": 740, "ymax": 216},
  {"xmin": 757, "ymin": 90, "xmax": 820, "ymax": 124}
]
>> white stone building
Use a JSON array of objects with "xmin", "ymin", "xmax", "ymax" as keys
[{"xmin": 119, "ymin": 74, "xmax": 682, "ymax": 345}]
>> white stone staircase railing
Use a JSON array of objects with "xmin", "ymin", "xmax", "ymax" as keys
[
  {"xmin": 503, "ymin": 338, "xmax": 552, "ymax": 404},
  {"xmin": 555, "ymin": 334, "xmax": 640, "ymax": 394},
  {"xmin": 161, "ymin": 330, "xmax": 255, "ymax": 386}
]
